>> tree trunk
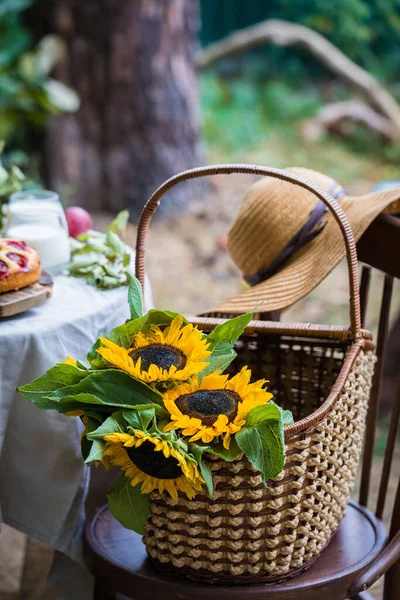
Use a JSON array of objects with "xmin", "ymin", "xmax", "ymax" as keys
[{"xmin": 46, "ymin": 0, "xmax": 202, "ymax": 219}]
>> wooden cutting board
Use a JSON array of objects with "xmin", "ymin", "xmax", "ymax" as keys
[{"xmin": 0, "ymin": 271, "xmax": 53, "ymax": 317}]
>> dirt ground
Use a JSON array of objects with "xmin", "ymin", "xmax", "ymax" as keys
[{"xmin": 1, "ymin": 173, "xmax": 399, "ymax": 598}]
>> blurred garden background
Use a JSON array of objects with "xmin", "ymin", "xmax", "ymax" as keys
[
  {"xmin": 2, "ymin": 0, "xmax": 400, "ymax": 206},
  {"xmin": 1, "ymin": 0, "xmax": 399, "ymax": 318},
  {"xmin": 1, "ymin": 0, "xmax": 400, "ymax": 598}
]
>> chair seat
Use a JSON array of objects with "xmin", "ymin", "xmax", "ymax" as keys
[{"xmin": 83, "ymin": 500, "xmax": 387, "ymax": 600}]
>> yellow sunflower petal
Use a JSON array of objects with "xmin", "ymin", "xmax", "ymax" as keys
[
  {"xmin": 213, "ymin": 414, "xmax": 229, "ymax": 433},
  {"xmin": 103, "ymin": 431, "xmax": 204, "ymax": 500},
  {"xmin": 163, "ymin": 421, "xmax": 176, "ymax": 433},
  {"xmin": 104, "ymin": 433, "xmax": 133, "ymax": 444},
  {"xmin": 64, "ymin": 409, "xmax": 84, "ymax": 417},
  {"xmin": 182, "ymin": 426, "xmax": 200, "ymax": 436},
  {"xmin": 188, "ymin": 431, "xmax": 204, "ymax": 443},
  {"xmin": 223, "ymin": 429, "xmax": 232, "ymax": 449},
  {"xmin": 198, "ymin": 373, "xmax": 229, "ymax": 390},
  {"xmin": 166, "ymin": 480, "xmax": 179, "ymax": 500},
  {"xmin": 62, "ymin": 356, "xmax": 77, "ymax": 366},
  {"xmin": 163, "ymin": 316, "xmax": 184, "ymax": 345},
  {"xmin": 163, "ymin": 365, "xmax": 274, "ymax": 445}
]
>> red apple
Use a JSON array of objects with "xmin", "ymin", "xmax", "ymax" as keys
[{"xmin": 65, "ymin": 206, "xmax": 93, "ymax": 238}]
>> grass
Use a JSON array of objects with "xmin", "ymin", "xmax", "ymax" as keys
[{"xmin": 200, "ymin": 73, "xmax": 400, "ymax": 191}]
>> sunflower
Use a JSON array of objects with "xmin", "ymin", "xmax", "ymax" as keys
[
  {"xmin": 62, "ymin": 356, "xmax": 77, "ymax": 366},
  {"xmin": 163, "ymin": 367, "xmax": 273, "ymax": 449},
  {"xmin": 103, "ymin": 430, "xmax": 204, "ymax": 499},
  {"xmin": 97, "ymin": 316, "xmax": 210, "ymax": 386}
]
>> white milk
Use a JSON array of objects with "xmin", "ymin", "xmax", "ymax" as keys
[
  {"xmin": 7, "ymin": 224, "xmax": 71, "ymax": 270},
  {"xmin": 8, "ymin": 200, "xmax": 62, "ymax": 226},
  {"xmin": 7, "ymin": 198, "xmax": 71, "ymax": 271}
]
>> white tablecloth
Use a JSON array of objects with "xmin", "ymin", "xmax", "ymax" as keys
[{"xmin": 0, "ymin": 274, "xmax": 153, "ymax": 558}]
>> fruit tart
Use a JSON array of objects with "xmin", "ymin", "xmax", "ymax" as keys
[{"xmin": 0, "ymin": 238, "xmax": 41, "ymax": 293}]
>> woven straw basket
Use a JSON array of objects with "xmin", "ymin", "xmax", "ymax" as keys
[{"xmin": 135, "ymin": 165, "xmax": 375, "ymax": 585}]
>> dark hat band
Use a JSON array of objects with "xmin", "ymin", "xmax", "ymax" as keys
[{"xmin": 244, "ymin": 182, "xmax": 347, "ymax": 287}]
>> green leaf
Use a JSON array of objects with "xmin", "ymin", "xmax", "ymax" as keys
[
  {"xmin": 123, "ymin": 408, "xmax": 155, "ymax": 431},
  {"xmin": 268, "ymin": 402, "xmax": 294, "ymax": 426},
  {"xmin": 44, "ymin": 79, "xmax": 80, "ymax": 112},
  {"xmin": 76, "ymin": 360, "xmax": 89, "ymax": 370},
  {"xmin": 279, "ymin": 408, "xmax": 294, "ymax": 426},
  {"xmin": 245, "ymin": 403, "xmax": 281, "ymax": 428},
  {"xmin": 198, "ymin": 350, "xmax": 236, "ymax": 380},
  {"xmin": 107, "ymin": 475, "xmax": 150, "ymax": 534},
  {"xmin": 145, "ymin": 309, "xmax": 188, "ymax": 327},
  {"xmin": 84, "ymin": 410, "xmax": 105, "ymax": 423},
  {"xmin": 86, "ymin": 338, "xmax": 107, "ymax": 369},
  {"xmin": 236, "ymin": 421, "xmax": 285, "ymax": 483},
  {"xmin": 58, "ymin": 392, "xmax": 112, "ymax": 407},
  {"xmin": 68, "ymin": 218, "xmax": 132, "ymax": 290},
  {"xmin": 207, "ymin": 312, "xmax": 253, "ymax": 355},
  {"xmin": 86, "ymin": 316, "xmax": 149, "ymax": 367},
  {"xmin": 0, "ymin": 0, "xmax": 33, "ymax": 19},
  {"xmin": 50, "ymin": 399, "xmax": 113, "ymax": 414},
  {"xmin": 85, "ymin": 439, "xmax": 105, "ymax": 464},
  {"xmin": 206, "ymin": 439, "xmax": 242, "ymax": 462},
  {"xmin": 81, "ymin": 416, "xmax": 101, "ymax": 461},
  {"xmin": 87, "ymin": 410, "xmax": 128, "ymax": 440},
  {"xmin": 198, "ymin": 312, "xmax": 253, "ymax": 380},
  {"xmin": 106, "ymin": 231, "xmax": 127, "ymax": 256},
  {"xmin": 49, "ymin": 369, "xmax": 162, "ymax": 409},
  {"xmin": 189, "ymin": 444, "xmax": 213, "ymax": 498},
  {"xmin": 126, "ymin": 404, "xmax": 168, "ymax": 418},
  {"xmin": 17, "ymin": 363, "xmax": 88, "ymax": 407},
  {"xmin": 127, "ymin": 273, "xmax": 143, "ymax": 320},
  {"xmin": 36, "ymin": 34, "xmax": 66, "ymax": 77},
  {"xmin": 108, "ymin": 210, "xmax": 129, "ymax": 234},
  {"xmin": 107, "ymin": 315, "xmax": 148, "ymax": 348},
  {"xmin": 198, "ymin": 461, "xmax": 213, "ymax": 498}
]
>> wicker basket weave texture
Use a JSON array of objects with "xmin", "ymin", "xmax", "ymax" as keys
[
  {"xmin": 229, "ymin": 334, "xmax": 347, "ymax": 422},
  {"xmin": 143, "ymin": 348, "xmax": 374, "ymax": 583},
  {"xmin": 136, "ymin": 164, "xmax": 375, "ymax": 583}
]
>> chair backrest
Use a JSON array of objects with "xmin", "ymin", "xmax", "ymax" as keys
[{"xmin": 356, "ymin": 213, "xmax": 400, "ymax": 544}]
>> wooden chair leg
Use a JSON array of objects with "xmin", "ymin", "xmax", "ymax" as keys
[
  {"xmin": 94, "ymin": 578, "xmax": 117, "ymax": 600},
  {"xmin": 383, "ymin": 557, "xmax": 400, "ymax": 600}
]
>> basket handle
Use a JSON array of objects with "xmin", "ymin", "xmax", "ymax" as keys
[{"xmin": 135, "ymin": 164, "xmax": 361, "ymax": 339}]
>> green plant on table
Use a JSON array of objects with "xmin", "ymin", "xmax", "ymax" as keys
[
  {"xmin": 18, "ymin": 276, "xmax": 293, "ymax": 534},
  {"xmin": 0, "ymin": 140, "xmax": 25, "ymax": 232},
  {"xmin": 68, "ymin": 211, "xmax": 133, "ymax": 289}
]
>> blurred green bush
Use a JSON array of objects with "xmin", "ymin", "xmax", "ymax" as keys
[
  {"xmin": 200, "ymin": 72, "xmax": 400, "ymax": 167},
  {"xmin": 201, "ymin": 74, "xmax": 323, "ymax": 153},
  {"xmin": 0, "ymin": 0, "xmax": 78, "ymax": 171},
  {"xmin": 200, "ymin": 0, "xmax": 400, "ymax": 81}
]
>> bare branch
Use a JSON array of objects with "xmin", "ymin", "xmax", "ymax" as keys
[
  {"xmin": 301, "ymin": 100, "xmax": 398, "ymax": 142},
  {"xmin": 197, "ymin": 19, "xmax": 400, "ymax": 137}
]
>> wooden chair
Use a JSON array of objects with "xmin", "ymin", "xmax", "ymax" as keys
[{"xmin": 83, "ymin": 213, "xmax": 400, "ymax": 600}]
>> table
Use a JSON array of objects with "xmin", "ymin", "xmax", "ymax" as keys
[{"xmin": 0, "ymin": 274, "xmax": 153, "ymax": 561}]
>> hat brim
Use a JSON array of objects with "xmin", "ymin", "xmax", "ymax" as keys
[{"xmin": 208, "ymin": 187, "xmax": 400, "ymax": 315}]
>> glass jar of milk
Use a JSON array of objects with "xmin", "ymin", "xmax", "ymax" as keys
[{"xmin": 7, "ymin": 191, "xmax": 71, "ymax": 272}]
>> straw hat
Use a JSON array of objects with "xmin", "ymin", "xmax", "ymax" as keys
[{"xmin": 212, "ymin": 167, "xmax": 400, "ymax": 314}]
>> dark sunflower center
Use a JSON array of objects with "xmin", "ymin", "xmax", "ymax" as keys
[
  {"xmin": 127, "ymin": 441, "xmax": 182, "ymax": 479},
  {"xmin": 129, "ymin": 343, "xmax": 186, "ymax": 372},
  {"xmin": 176, "ymin": 389, "xmax": 240, "ymax": 427}
]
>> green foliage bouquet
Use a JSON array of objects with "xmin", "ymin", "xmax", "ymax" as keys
[{"xmin": 18, "ymin": 276, "xmax": 292, "ymax": 534}]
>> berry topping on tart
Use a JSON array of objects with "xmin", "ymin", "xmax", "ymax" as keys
[
  {"xmin": 7, "ymin": 240, "xmax": 28, "ymax": 251},
  {"xmin": 6, "ymin": 252, "xmax": 29, "ymax": 271},
  {"xmin": 0, "ymin": 260, "xmax": 9, "ymax": 280},
  {"xmin": 0, "ymin": 237, "xmax": 41, "ymax": 292}
]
